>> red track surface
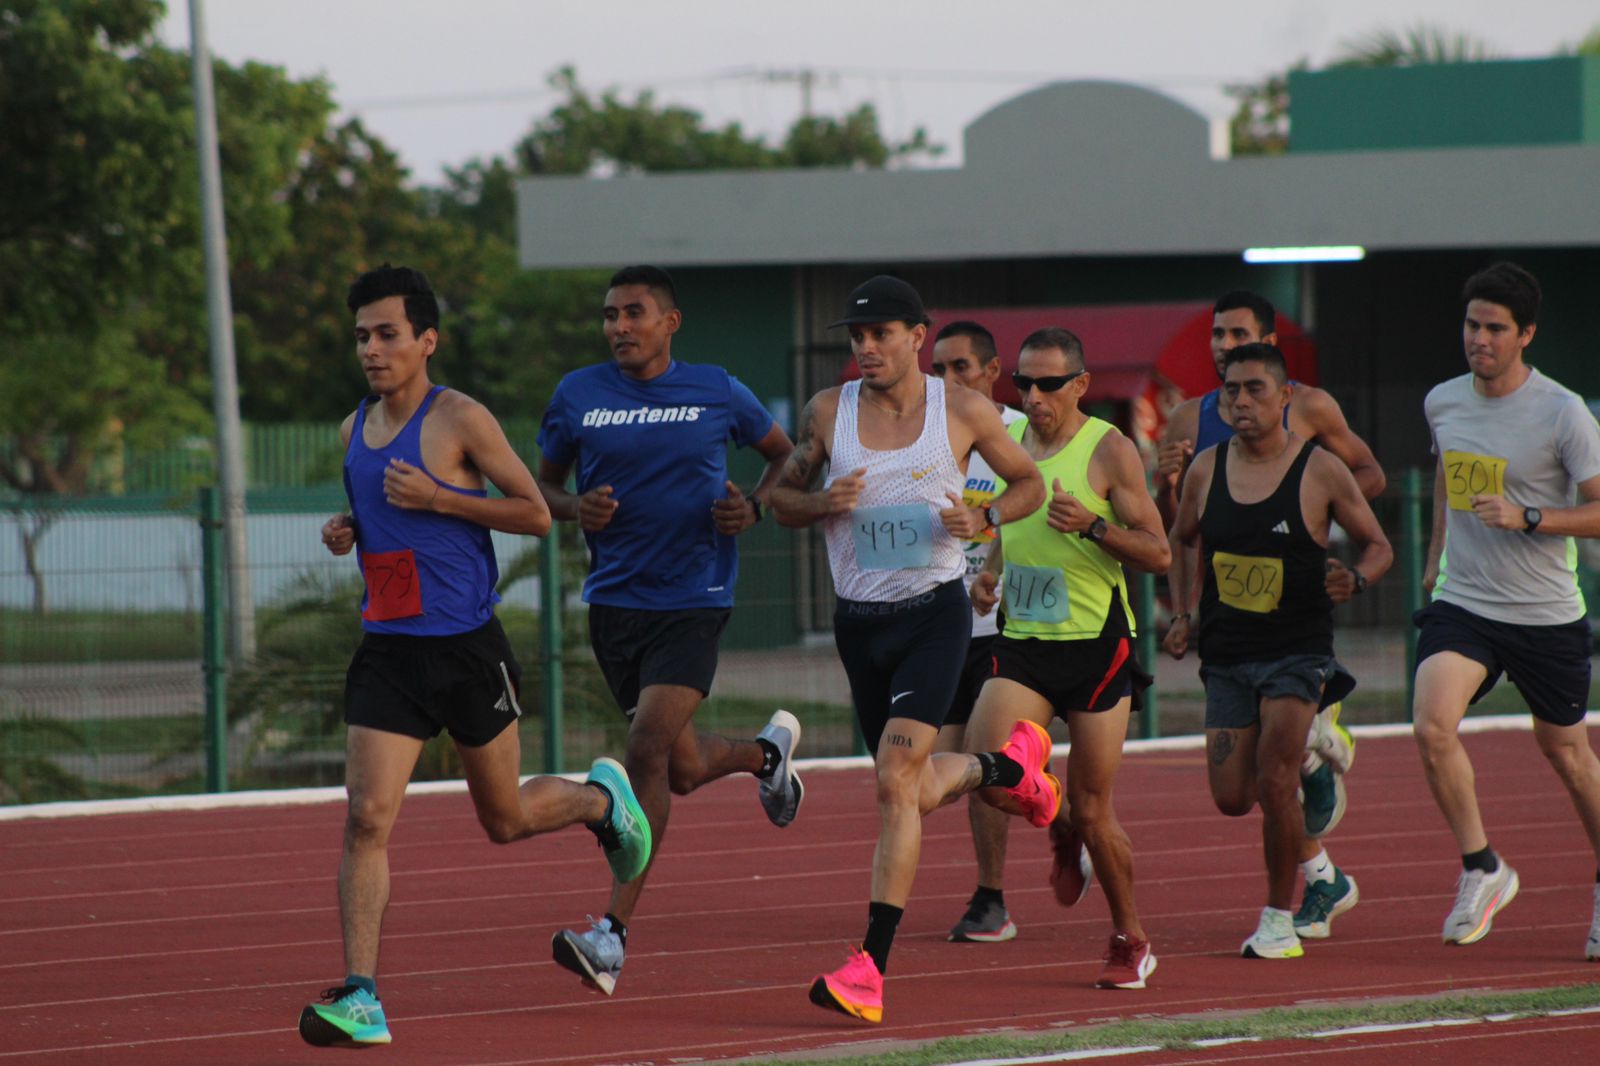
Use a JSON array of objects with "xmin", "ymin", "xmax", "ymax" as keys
[{"xmin": 3, "ymin": 731, "xmax": 1598, "ymax": 1064}]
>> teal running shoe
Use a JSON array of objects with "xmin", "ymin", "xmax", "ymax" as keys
[
  {"xmin": 586, "ymin": 757, "xmax": 651, "ymax": 883},
  {"xmin": 1294, "ymin": 868, "xmax": 1360, "ymax": 939},
  {"xmin": 1299, "ymin": 758, "xmax": 1347, "ymax": 838},
  {"xmin": 298, "ymin": 985, "xmax": 391, "ymax": 1047}
]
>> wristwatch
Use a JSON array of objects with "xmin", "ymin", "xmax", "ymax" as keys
[
  {"xmin": 983, "ymin": 504, "xmax": 1002, "ymax": 531},
  {"xmin": 1351, "ymin": 570, "xmax": 1367, "ymax": 595},
  {"xmin": 1080, "ymin": 516, "xmax": 1108, "ymax": 543},
  {"xmin": 749, "ymin": 496, "xmax": 764, "ymax": 523},
  {"xmin": 1523, "ymin": 506, "xmax": 1542, "ymax": 534}
]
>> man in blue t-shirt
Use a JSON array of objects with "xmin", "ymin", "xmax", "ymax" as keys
[{"xmin": 536, "ymin": 265, "xmax": 799, "ymax": 996}]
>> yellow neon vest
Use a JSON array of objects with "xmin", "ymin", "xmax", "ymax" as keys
[{"xmin": 998, "ymin": 416, "xmax": 1134, "ymax": 641}]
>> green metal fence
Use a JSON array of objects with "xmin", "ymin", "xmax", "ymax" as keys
[{"xmin": 1, "ymin": 469, "xmax": 1460, "ymax": 806}]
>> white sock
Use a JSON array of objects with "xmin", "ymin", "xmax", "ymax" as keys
[{"xmin": 1301, "ymin": 848, "xmax": 1335, "ymax": 884}]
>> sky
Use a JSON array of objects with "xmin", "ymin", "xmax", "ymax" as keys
[{"xmin": 160, "ymin": 0, "xmax": 1597, "ymax": 185}]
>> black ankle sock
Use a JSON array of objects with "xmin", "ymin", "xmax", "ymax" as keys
[
  {"xmin": 972, "ymin": 885, "xmax": 1004, "ymax": 906},
  {"xmin": 605, "ymin": 913, "xmax": 628, "ymax": 947},
  {"xmin": 756, "ymin": 737, "xmax": 780, "ymax": 778},
  {"xmin": 863, "ymin": 902, "xmax": 902, "ymax": 975},
  {"xmin": 976, "ymin": 752, "xmax": 1023, "ymax": 789},
  {"xmin": 1462, "ymin": 846, "xmax": 1498, "ymax": 875}
]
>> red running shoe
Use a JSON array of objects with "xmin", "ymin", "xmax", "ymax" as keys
[
  {"xmin": 1049, "ymin": 820, "xmax": 1094, "ymax": 906},
  {"xmin": 808, "ymin": 947, "xmax": 883, "ymax": 1024},
  {"xmin": 1001, "ymin": 720, "xmax": 1061, "ymax": 828},
  {"xmin": 1095, "ymin": 932, "xmax": 1157, "ymax": 990}
]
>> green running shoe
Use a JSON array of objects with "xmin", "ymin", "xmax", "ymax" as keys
[
  {"xmin": 298, "ymin": 985, "xmax": 391, "ymax": 1047},
  {"xmin": 1299, "ymin": 758, "xmax": 1347, "ymax": 838},
  {"xmin": 1294, "ymin": 868, "xmax": 1359, "ymax": 939},
  {"xmin": 587, "ymin": 757, "xmax": 652, "ymax": 883}
]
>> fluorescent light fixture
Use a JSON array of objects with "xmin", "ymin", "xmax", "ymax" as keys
[{"xmin": 1242, "ymin": 245, "xmax": 1366, "ymax": 264}]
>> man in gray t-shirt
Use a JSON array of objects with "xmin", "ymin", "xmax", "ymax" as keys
[{"xmin": 1413, "ymin": 261, "xmax": 1600, "ymax": 961}]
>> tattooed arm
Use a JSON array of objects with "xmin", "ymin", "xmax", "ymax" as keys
[{"xmin": 769, "ymin": 389, "xmax": 858, "ymax": 528}]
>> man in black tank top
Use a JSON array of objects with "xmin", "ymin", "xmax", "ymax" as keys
[{"xmin": 1165, "ymin": 344, "xmax": 1393, "ymax": 962}]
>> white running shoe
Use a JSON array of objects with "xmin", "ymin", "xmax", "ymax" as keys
[
  {"xmin": 1242, "ymin": 906, "xmax": 1304, "ymax": 959},
  {"xmin": 1442, "ymin": 861, "xmax": 1519, "ymax": 945}
]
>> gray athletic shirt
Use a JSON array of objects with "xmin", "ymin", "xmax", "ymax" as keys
[{"xmin": 1427, "ymin": 368, "xmax": 1600, "ymax": 625}]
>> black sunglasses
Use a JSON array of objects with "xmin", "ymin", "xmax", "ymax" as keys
[{"xmin": 1011, "ymin": 370, "xmax": 1084, "ymax": 394}]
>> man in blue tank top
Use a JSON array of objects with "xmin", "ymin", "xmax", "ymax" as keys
[
  {"xmin": 300, "ymin": 266, "xmax": 653, "ymax": 1048},
  {"xmin": 1157, "ymin": 290, "xmax": 1386, "ymax": 940},
  {"xmin": 1166, "ymin": 344, "xmax": 1392, "ymax": 962},
  {"xmin": 536, "ymin": 265, "xmax": 800, "ymax": 997}
]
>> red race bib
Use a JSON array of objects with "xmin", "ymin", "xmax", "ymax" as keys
[{"xmin": 361, "ymin": 548, "xmax": 424, "ymax": 622}]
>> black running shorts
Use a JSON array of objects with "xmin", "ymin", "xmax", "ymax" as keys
[
  {"xmin": 587, "ymin": 604, "xmax": 730, "ymax": 715},
  {"xmin": 1414, "ymin": 599, "xmax": 1591, "ymax": 727},
  {"xmin": 990, "ymin": 593, "xmax": 1147, "ymax": 718},
  {"xmin": 833, "ymin": 579, "xmax": 972, "ymax": 752},
  {"xmin": 344, "ymin": 617, "xmax": 522, "ymax": 748},
  {"xmin": 942, "ymin": 633, "xmax": 998, "ymax": 728}
]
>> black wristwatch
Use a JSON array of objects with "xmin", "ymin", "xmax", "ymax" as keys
[
  {"xmin": 983, "ymin": 504, "xmax": 1002, "ymax": 531},
  {"xmin": 748, "ymin": 496, "xmax": 763, "ymax": 523},
  {"xmin": 1351, "ymin": 570, "xmax": 1367, "ymax": 595},
  {"xmin": 1523, "ymin": 506, "xmax": 1542, "ymax": 534},
  {"xmin": 1079, "ymin": 516, "xmax": 1108, "ymax": 543}
]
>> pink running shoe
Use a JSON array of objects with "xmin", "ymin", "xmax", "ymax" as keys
[
  {"xmin": 808, "ymin": 947, "xmax": 883, "ymax": 1024},
  {"xmin": 1049, "ymin": 820, "xmax": 1094, "ymax": 906},
  {"xmin": 1001, "ymin": 720, "xmax": 1062, "ymax": 828}
]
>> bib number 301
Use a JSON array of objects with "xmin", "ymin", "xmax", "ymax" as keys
[
  {"xmin": 1442, "ymin": 449, "xmax": 1507, "ymax": 512},
  {"xmin": 852, "ymin": 503, "xmax": 934, "ymax": 570},
  {"xmin": 1212, "ymin": 551, "xmax": 1284, "ymax": 614},
  {"xmin": 1002, "ymin": 564, "xmax": 1071, "ymax": 623}
]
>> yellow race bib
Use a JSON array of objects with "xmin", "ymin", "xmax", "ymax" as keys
[
  {"xmin": 1441, "ymin": 450, "xmax": 1507, "ymax": 511},
  {"xmin": 1212, "ymin": 551, "xmax": 1285, "ymax": 614}
]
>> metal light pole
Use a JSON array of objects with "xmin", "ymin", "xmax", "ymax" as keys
[{"xmin": 188, "ymin": 0, "xmax": 255, "ymax": 661}]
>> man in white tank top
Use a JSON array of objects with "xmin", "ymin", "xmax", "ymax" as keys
[
  {"xmin": 770, "ymin": 276, "xmax": 1046, "ymax": 1024},
  {"xmin": 927, "ymin": 320, "xmax": 1034, "ymax": 945}
]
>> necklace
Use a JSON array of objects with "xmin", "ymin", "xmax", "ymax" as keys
[
  {"xmin": 861, "ymin": 390, "xmax": 924, "ymax": 418},
  {"xmin": 1233, "ymin": 434, "xmax": 1295, "ymax": 464}
]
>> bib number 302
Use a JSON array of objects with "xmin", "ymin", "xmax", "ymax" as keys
[
  {"xmin": 852, "ymin": 503, "xmax": 934, "ymax": 570},
  {"xmin": 1212, "ymin": 550, "xmax": 1284, "ymax": 614}
]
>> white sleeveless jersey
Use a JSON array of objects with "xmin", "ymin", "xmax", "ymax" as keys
[
  {"xmin": 823, "ymin": 375, "xmax": 967, "ymax": 602},
  {"xmin": 962, "ymin": 405, "xmax": 1026, "ymax": 638}
]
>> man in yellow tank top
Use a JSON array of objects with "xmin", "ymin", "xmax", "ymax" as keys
[{"xmin": 966, "ymin": 327, "xmax": 1172, "ymax": 990}]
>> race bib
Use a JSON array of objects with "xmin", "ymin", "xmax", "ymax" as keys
[
  {"xmin": 1002, "ymin": 564, "xmax": 1071, "ymax": 623},
  {"xmin": 852, "ymin": 503, "xmax": 934, "ymax": 570},
  {"xmin": 1212, "ymin": 551, "xmax": 1284, "ymax": 614},
  {"xmin": 361, "ymin": 548, "xmax": 424, "ymax": 622},
  {"xmin": 1441, "ymin": 449, "xmax": 1507, "ymax": 511}
]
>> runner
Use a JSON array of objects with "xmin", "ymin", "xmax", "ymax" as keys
[
  {"xmin": 536, "ymin": 265, "xmax": 800, "ymax": 995},
  {"xmin": 927, "ymin": 320, "xmax": 1033, "ymax": 944},
  {"xmin": 964, "ymin": 326, "xmax": 1169, "ymax": 988},
  {"xmin": 770, "ymin": 275, "xmax": 1050, "ymax": 1024},
  {"xmin": 300, "ymin": 264, "xmax": 651, "ymax": 1048},
  {"xmin": 1166, "ymin": 342, "xmax": 1391, "ymax": 959},
  {"xmin": 1412, "ymin": 261, "xmax": 1600, "ymax": 953}
]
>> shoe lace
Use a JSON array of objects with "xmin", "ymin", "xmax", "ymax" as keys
[
  {"xmin": 319, "ymin": 985, "xmax": 360, "ymax": 1004},
  {"xmin": 1452, "ymin": 870, "xmax": 1486, "ymax": 912}
]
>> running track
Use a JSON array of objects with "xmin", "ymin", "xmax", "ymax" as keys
[{"xmin": 2, "ymin": 723, "xmax": 1598, "ymax": 1065}]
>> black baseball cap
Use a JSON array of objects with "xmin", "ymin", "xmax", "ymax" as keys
[{"xmin": 830, "ymin": 275, "xmax": 930, "ymax": 328}]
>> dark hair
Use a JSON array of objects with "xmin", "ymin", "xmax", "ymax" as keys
[
  {"xmin": 1461, "ymin": 261, "xmax": 1540, "ymax": 331},
  {"xmin": 1223, "ymin": 341, "xmax": 1288, "ymax": 385},
  {"xmin": 346, "ymin": 264, "xmax": 440, "ymax": 338},
  {"xmin": 1019, "ymin": 326, "xmax": 1086, "ymax": 372},
  {"xmin": 934, "ymin": 320, "xmax": 998, "ymax": 364},
  {"xmin": 609, "ymin": 264, "xmax": 678, "ymax": 312},
  {"xmin": 1213, "ymin": 290, "xmax": 1276, "ymax": 337}
]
